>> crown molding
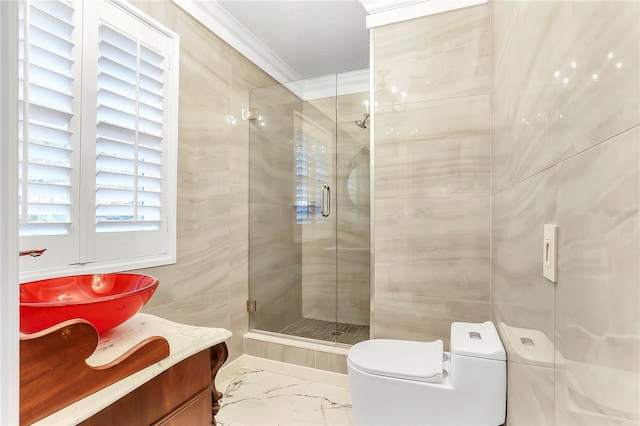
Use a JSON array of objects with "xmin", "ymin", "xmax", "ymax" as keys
[
  {"xmin": 358, "ymin": 0, "xmax": 424, "ymax": 15},
  {"xmin": 296, "ymin": 68, "xmax": 369, "ymax": 101},
  {"xmin": 171, "ymin": 0, "xmax": 301, "ymax": 84},
  {"xmin": 362, "ymin": 0, "xmax": 488, "ymax": 28}
]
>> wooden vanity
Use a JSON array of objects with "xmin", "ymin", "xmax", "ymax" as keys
[
  {"xmin": 22, "ymin": 314, "xmax": 232, "ymax": 425},
  {"xmin": 79, "ymin": 344, "xmax": 228, "ymax": 425}
]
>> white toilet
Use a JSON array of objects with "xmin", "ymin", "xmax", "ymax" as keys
[{"xmin": 347, "ymin": 321, "xmax": 506, "ymax": 426}]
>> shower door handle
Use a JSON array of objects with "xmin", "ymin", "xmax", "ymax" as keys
[{"xmin": 321, "ymin": 184, "xmax": 330, "ymax": 217}]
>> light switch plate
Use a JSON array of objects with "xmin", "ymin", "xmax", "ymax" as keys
[{"xmin": 543, "ymin": 224, "xmax": 558, "ymax": 282}]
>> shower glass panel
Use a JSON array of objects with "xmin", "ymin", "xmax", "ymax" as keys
[
  {"xmin": 249, "ymin": 72, "xmax": 370, "ymax": 345},
  {"xmin": 335, "ymin": 72, "xmax": 370, "ymax": 345}
]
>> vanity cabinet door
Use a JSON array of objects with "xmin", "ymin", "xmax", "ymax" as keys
[{"xmin": 79, "ymin": 348, "xmax": 212, "ymax": 425}]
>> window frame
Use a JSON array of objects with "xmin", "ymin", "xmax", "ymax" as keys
[{"xmin": 19, "ymin": 0, "xmax": 179, "ymax": 282}]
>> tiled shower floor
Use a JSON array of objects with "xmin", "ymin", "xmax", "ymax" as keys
[{"xmin": 279, "ymin": 317, "xmax": 369, "ymax": 345}]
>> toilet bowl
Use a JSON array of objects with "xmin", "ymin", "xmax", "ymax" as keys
[{"xmin": 347, "ymin": 321, "xmax": 506, "ymax": 426}]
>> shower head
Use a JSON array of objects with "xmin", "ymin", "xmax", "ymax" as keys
[{"xmin": 355, "ymin": 113, "xmax": 370, "ymax": 129}]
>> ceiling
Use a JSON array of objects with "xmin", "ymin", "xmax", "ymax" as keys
[{"xmin": 217, "ymin": 0, "xmax": 370, "ymax": 80}]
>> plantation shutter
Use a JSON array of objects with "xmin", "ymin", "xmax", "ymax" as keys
[
  {"xmin": 295, "ymin": 129, "xmax": 314, "ymax": 223},
  {"xmin": 19, "ymin": 0, "xmax": 178, "ymax": 279},
  {"xmin": 293, "ymin": 111, "xmax": 330, "ymax": 226},
  {"xmin": 95, "ymin": 23, "xmax": 164, "ymax": 232},
  {"xmin": 84, "ymin": 0, "xmax": 176, "ymax": 262},
  {"xmin": 18, "ymin": 0, "xmax": 81, "ymax": 269}
]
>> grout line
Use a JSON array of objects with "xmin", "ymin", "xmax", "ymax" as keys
[
  {"xmin": 488, "ymin": 0, "xmax": 494, "ymax": 324},
  {"xmin": 492, "ymin": 124, "xmax": 640, "ymax": 198},
  {"xmin": 374, "ymin": 91, "xmax": 492, "ymax": 111}
]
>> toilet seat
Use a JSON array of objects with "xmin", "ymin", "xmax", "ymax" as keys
[{"xmin": 348, "ymin": 339, "xmax": 444, "ymax": 383}]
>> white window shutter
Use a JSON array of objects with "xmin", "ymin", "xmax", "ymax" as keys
[
  {"xmin": 293, "ymin": 111, "xmax": 331, "ymax": 227},
  {"xmin": 81, "ymin": 0, "xmax": 178, "ymax": 263},
  {"xmin": 18, "ymin": 0, "xmax": 81, "ymax": 270},
  {"xmin": 19, "ymin": 0, "xmax": 178, "ymax": 280},
  {"xmin": 95, "ymin": 23, "xmax": 164, "ymax": 232}
]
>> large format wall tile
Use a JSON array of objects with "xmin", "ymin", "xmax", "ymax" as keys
[
  {"xmin": 302, "ymin": 236, "xmax": 337, "ymax": 323},
  {"xmin": 249, "ymin": 86, "xmax": 300, "ymax": 205},
  {"xmin": 374, "ymin": 291, "xmax": 489, "ymax": 348},
  {"xmin": 553, "ymin": 128, "xmax": 639, "ymax": 424},
  {"xmin": 491, "ymin": 84, "xmax": 571, "ymax": 194},
  {"xmin": 491, "ymin": 86, "xmax": 639, "ymax": 426},
  {"xmin": 250, "ymin": 203, "xmax": 299, "ymax": 270},
  {"xmin": 250, "ymin": 263, "xmax": 302, "ymax": 333},
  {"xmin": 491, "ymin": 0, "xmax": 574, "ymax": 93},
  {"xmin": 491, "ymin": 0, "xmax": 640, "ymax": 194},
  {"xmin": 555, "ymin": 363, "xmax": 639, "ymax": 426},
  {"xmin": 250, "ymin": 200, "xmax": 302, "ymax": 332},
  {"xmin": 248, "ymin": 83, "xmax": 305, "ymax": 333},
  {"xmin": 375, "ymin": 95, "xmax": 490, "ymax": 200},
  {"xmin": 496, "ymin": 1, "xmax": 639, "ymax": 94},
  {"xmin": 374, "ymin": 4, "xmax": 490, "ymax": 106},
  {"xmin": 132, "ymin": 1, "xmax": 277, "ymax": 362},
  {"xmin": 506, "ymin": 362, "xmax": 555, "ymax": 426},
  {"xmin": 491, "ymin": 168, "xmax": 557, "ymax": 349},
  {"xmin": 145, "ymin": 288, "xmax": 229, "ymax": 329},
  {"xmin": 490, "ymin": 0, "xmax": 521, "ymax": 93},
  {"xmin": 337, "ymin": 205, "xmax": 370, "ymax": 249},
  {"xmin": 372, "ymin": 4, "xmax": 491, "ymax": 345},
  {"xmin": 491, "ymin": 1, "xmax": 639, "ymax": 424},
  {"xmin": 336, "ymin": 141, "xmax": 369, "ymax": 208},
  {"xmin": 375, "ymin": 196, "xmax": 489, "ymax": 302},
  {"xmin": 490, "ymin": 158, "xmax": 558, "ymax": 425},
  {"xmin": 337, "ymin": 247, "xmax": 370, "ymax": 326}
]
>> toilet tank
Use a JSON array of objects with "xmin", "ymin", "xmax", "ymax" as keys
[
  {"xmin": 448, "ymin": 321, "xmax": 507, "ymax": 425},
  {"xmin": 449, "ymin": 321, "xmax": 507, "ymax": 425},
  {"xmin": 450, "ymin": 321, "xmax": 506, "ymax": 361}
]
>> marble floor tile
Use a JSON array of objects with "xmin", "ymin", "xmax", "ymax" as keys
[{"xmin": 216, "ymin": 367, "xmax": 353, "ymax": 426}]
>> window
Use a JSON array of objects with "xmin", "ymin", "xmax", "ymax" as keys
[
  {"xmin": 18, "ymin": 0, "xmax": 179, "ymax": 280},
  {"xmin": 293, "ymin": 111, "xmax": 331, "ymax": 227}
]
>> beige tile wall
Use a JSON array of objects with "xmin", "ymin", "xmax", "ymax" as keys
[
  {"xmin": 128, "ymin": 1, "xmax": 277, "ymax": 362},
  {"xmin": 249, "ymin": 84, "xmax": 303, "ymax": 333},
  {"xmin": 372, "ymin": 4, "xmax": 491, "ymax": 348},
  {"xmin": 491, "ymin": 1, "xmax": 639, "ymax": 424}
]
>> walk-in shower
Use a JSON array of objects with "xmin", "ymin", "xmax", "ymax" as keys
[{"xmin": 248, "ymin": 71, "xmax": 370, "ymax": 346}]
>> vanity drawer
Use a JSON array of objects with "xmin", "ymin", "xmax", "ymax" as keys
[
  {"xmin": 79, "ymin": 348, "xmax": 212, "ymax": 425},
  {"xmin": 154, "ymin": 386, "xmax": 213, "ymax": 426}
]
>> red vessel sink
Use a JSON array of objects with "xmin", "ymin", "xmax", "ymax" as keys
[{"xmin": 20, "ymin": 273, "xmax": 159, "ymax": 334}]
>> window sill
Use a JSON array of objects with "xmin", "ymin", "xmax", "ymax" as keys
[{"xmin": 19, "ymin": 253, "xmax": 176, "ymax": 283}]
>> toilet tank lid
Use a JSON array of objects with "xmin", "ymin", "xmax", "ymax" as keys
[
  {"xmin": 347, "ymin": 339, "xmax": 443, "ymax": 383},
  {"xmin": 450, "ymin": 321, "xmax": 506, "ymax": 361}
]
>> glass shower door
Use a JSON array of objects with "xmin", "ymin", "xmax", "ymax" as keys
[
  {"xmin": 248, "ymin": 78, "xmax": 338, "ymax": 341},
  {"xmin": 334, "ymin": 75, "xmax": 371, "ymax": 345}
]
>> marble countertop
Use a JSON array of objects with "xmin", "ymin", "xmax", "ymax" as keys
[{"xmin": 33, "ymin": 313, "xmax": 232, "ymax": 425}]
